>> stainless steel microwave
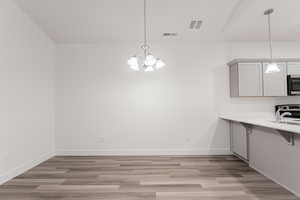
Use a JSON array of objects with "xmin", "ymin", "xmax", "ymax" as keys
[{"xmin": 287, "ymin": 75, "xmax": 300, "ymax": 95}]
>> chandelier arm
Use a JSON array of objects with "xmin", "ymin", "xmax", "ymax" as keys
[{"xmin": 144, "ymin": 47, "xmax": 147, "ymax": 58}]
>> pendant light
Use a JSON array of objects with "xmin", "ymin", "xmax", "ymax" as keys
[
  {"xmin": 127, "ymin": 0, "xmax": 165, "ymax": 72},
  {"xmin": 264, "ymin": 9, "xmax": 280, "ymax": 74}
]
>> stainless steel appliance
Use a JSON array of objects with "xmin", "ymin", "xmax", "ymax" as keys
[
  {"xmin": 275, "ymin": 104, "xmax": 300, "ymax": 118},
  {"xmin": 287, "ymin": 75, "xmax": 300, "ymax": 95}
]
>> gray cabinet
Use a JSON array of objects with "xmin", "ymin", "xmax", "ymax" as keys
[
  {"xmin": 263, "ymin": 63, "xmax": 287, "ymax": 96},
  {"xmin": 229, "ymin": 63, "xmax": 263, "ymax": 97},
  {"xmin": 230, "ymin": 122, "xmax": 248, "ymax": 160},
  {"xmin": 228, "ymin": 59, "xmax": 294, "ymax": 97},
  {"xmin": 249, "ymin": 126, "xmax": 300, "ymax": 196},
  {"xmin": 226, "ymin": 119, "xmax": 300, "ymax": 195}
]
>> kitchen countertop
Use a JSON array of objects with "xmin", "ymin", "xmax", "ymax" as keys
[{"xmin": 219, "ymin": 113, "xmax": 300, "ymax": 134}]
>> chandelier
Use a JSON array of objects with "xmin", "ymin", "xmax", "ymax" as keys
[{"xmin": 127, "ymin": 0, "xmax": 165, "ymax": 72}]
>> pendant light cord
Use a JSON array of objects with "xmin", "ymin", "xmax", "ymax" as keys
[
  {"xmin": 267, "ymin": 13, "xmax": 273, "ymax": 60},
  {"xmin": 143, "ymin": 0, "xmax": 148, "ymax": 57}
]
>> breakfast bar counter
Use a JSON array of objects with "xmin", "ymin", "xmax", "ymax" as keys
[
  {"xmin": 220, "ymin": 113, "xmax": 300, "ymax": 134},
  {"xmin": 220, "ymin": 113, "xmax": 300, "ymax": 197}
]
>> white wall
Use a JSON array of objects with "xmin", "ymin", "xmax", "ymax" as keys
[
  {"xmin": 55, "ymin": 42, "xmax": 230, "ymax": 155},
  {"xmin": 55, "ymin": 41, "xmax": 300, "ymax": 156},
  {"xmin": 0, "ymin": 0, "xmax": 56, "ymax": 184},
  {"xmin": 0, "ymin": 1, "xmax": 298, "ymax": 166}
]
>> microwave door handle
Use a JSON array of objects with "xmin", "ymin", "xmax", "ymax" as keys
[
  {"xmin": 287, "ymin": 75, "xmax": 292, "ymax": 95},
  {"xmin": 291, "ymin": 91, "xmax": 300, "ymax": 95},
  {"xmin": 290, "ymin": 75, "xmax": 300, "ymax": 78}
]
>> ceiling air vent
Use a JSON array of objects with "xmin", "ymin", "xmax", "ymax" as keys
[
  {"xmin": 163, "ymin": 33, "xmax": 178, "ymax": 37},
  {"xmin": 189, "ymin": 20, "xmax": 202, "ymax": 29}
]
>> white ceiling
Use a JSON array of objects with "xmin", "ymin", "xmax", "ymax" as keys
[{"xmin": 15, "ymin": 0, "xmax": 300, "ymax": 43}]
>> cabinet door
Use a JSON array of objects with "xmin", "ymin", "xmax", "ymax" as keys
[
  {"xmin": 238, "ymin": 63, "xmax": 263, "ymax": 96},
  {"xmin": 287, "ymin": 62, "xmax": 300, "ymax": 75},
  {"xmin": 263, "ymin": 63, "xmax": 287, "ymax": 96},
  {"xmin": 231, "ymin": 122, "xmax": 248, "ymax": 160}
]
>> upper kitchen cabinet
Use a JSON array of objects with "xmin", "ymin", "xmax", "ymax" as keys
[
  {"xmin": 228, "ymin": 59, "xmax": 300, "ymax": 97},
  {"xmin": 287, "ymin": 62, "xmax": 300, "ymax": 75},
  {"xmin": 263, "ymin": 63, "xmax": 287, "ymax": 96},
  {"xmin": 229, "ymin": 62, "xmax": 263, "ymax": 97}
]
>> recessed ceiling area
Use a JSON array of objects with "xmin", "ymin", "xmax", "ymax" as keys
[{"xmin": 15, "ymin": 0, "xmax": 300, "ymax": 43}]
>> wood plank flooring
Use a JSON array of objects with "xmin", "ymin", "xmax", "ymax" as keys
[{"xmin": 0, "ymin": 156, "xmax": 299, "ymax": 200}]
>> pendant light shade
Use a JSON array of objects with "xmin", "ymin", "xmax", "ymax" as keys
[
  {"xmin": 144, "ymin": 54, "xmax": 156, "ymax": 66},
  {"xmin": 127, "ymin": 0, "xmax": 165, "ymax": 72},
  {"xmin": 144, "ymin": 65, "xmax": 154, "ymax": 72},
  {"xmin": 265, "ymin": 62, "xmax": 280, "ymax": 73},
  {"xmin": 264, "ymin": 9, "xmax": 280, "ymax": 74},
  {"xmin": 155, "ymin": 59, "xmax": 165, "ymax": 69},
  {"xmin": 127, "ymin": 56, "xmax": 139, "ymax": 71}
]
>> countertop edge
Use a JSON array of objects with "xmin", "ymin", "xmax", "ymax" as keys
[{"xmin": 219, "ymin": 115, "xmax": 300, "ymax": 134}]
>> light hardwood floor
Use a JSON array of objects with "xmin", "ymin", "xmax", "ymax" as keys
[{"xmin": 0, "ymin": 156, "xmax": 299, "ymax": 200}]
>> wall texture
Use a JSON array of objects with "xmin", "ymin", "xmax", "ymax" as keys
[
  {"xmin": 55, "ymin": 42, "xmax": 230, "ymax": 155},
  {"xmin": 0, "ymin": 0, "xmax": 56, "ymax": 184},
  {"xmin": 55, "ymin": 41, "xmax": 300, "ymax": 156}
]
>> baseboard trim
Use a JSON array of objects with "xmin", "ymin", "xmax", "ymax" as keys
[
  {"xmin": 0, "ymin": 152, "xmax": 55, "ymax": 185},
  {"xmin": 56, "ymin": 148, "xmax": 231, "ymax": 156},
  {"xmin": 250, "ymin": 164, "xmax": 300, "ymax": 197}
]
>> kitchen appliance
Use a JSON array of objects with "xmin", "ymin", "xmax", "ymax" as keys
[
  {"xmin": 275, "ymin": 104, "xmax": 300, "ymax": 118},
  {"xmin": 287, "ymin": 75, "xmax": 300, "ymax": 95}
]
